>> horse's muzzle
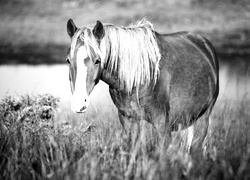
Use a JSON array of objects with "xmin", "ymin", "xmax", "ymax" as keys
[
  {"xmin": 72, "ymin": 105, "xmax": 87, "ymax": 113},
  {"xmin": 71, "ymin": 96, "xmax": 89, "ymax": 113}
]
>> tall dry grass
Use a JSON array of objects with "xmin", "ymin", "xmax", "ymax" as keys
[{"xmin": 0, "ymin": 94, "xmax": 250, "ymax": 179}]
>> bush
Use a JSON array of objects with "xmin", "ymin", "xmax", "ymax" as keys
[{"xmin": 0, "ymin": 94, "xmax": 59, "ymax": 133}]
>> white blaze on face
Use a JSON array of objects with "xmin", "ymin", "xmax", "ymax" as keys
[{"xmin": 71, "ymin": 46, "xmax": 90, "ymax": 113}]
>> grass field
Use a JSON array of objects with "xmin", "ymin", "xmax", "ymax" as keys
[{"xmin": 0, "ymin": 93, "xmax": 250, "ymax": 180}]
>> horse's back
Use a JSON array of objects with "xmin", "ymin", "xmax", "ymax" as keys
[{"xmin": 156, "ymin": 31, "xmax": 219, "ymax": 128}]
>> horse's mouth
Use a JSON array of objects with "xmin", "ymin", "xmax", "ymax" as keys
[
  {"xmin": 72, "ymin": 105, "xmax": 87, "ymax": 113},
  {"xmin": 75, "ymin": 106, "xmax": 87, "ymax": 113},
  {"xmin": 75, "ymin": 110, "xmax": 86, "ymax": 114}
]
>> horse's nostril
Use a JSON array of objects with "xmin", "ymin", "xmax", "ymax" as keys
[
  {"xmin": 84, "ymin": 99, "xmax": 87, "ymax": 102},
  {"xmin": 80, "ymin": 106, "xmax": 86, "ymax": 112}
]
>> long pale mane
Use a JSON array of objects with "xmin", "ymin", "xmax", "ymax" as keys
[{"xmin": 80, "ymin": 19, "xmax": 162, "ymax": 93}]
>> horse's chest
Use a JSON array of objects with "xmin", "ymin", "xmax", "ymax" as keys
[{"xmin": 109, "ymin": 88, "xmax": 148, "ymax": 120}]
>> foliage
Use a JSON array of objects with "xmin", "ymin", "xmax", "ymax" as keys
[
  {"xmin": 0, "ymin": 94, "xmax": 59, "ymax": 140},
  {"xmin": 0, "ymin": 94, "xmax": 250, "ymax": 179}
]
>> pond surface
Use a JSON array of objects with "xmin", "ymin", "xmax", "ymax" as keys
[
  {"xmin": 0, "ymin": 65, "xmax": 112, "ymax": 109},
  {"xmin": 0, "ymin": 62, "xmax": 249, "ymax": 109},
  {"xmin": 0, "ymin": 65, "xmax": 71, "ymax": 104}
]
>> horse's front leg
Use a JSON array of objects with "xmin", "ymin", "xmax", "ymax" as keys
[{"xmin": 118, "ymin": 112, "xmax": 140, "ymax": 149}]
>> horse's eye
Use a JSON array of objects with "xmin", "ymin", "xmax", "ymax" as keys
[
  {"xmin": 94, "ymin": 59, "xmax": 101, "ymax": 65},
  {"xmin": 66, "ymin": 58, "xmax": 71, "ymax": 64}
]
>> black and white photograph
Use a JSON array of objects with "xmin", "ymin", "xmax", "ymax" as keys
[{"xmin": 0, "ymin": 0, "xmax": 249, "ymax": 179}]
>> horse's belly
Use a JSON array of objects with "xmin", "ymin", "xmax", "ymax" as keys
[
  {"xmin": 159, "ymin": 60, "xmax": 216, "ymax": 129},
  {"xmin": 168, "ymin": 71, "xmax": 215, "ymax": 129}
]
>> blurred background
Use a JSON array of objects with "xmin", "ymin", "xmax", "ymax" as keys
[{"xmin": 0, "ymin": 0, "xmax": 249, "ymax": 114}]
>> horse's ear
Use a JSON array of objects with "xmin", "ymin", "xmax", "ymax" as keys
[
  {"xmin": 67, "ymin": 19, "xmax": 77, "ymax": 38},
  {"xmin": 93, "ymin": 20, "xmax": 104, "ymax": 40}
]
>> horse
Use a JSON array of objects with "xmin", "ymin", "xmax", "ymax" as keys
[{"xmin": 65, "ymin": 18, "xmax": 219, "ymax": 152}]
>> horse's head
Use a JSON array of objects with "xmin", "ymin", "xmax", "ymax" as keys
[{"xmin": 66, "ymin": 19, "xmax": 104, "ymax": 113}]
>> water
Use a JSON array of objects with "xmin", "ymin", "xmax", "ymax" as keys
[
  {"xmin": 0, "ymin": 63, "xmax": 249, "ymax": 109},
  {"xmin": 0, "ymin": 65, "xmax": 71, "ymax": 104},
  {"xmin": 219, "ymin": 62, "xmax": 250, "ymax": 100},
  {"xmin": 0, "ymin": 65, "xmax": 112, "ymax": 110}
]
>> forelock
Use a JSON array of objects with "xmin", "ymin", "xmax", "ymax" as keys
[
  {"xmin": 70, "ymin": 29, "xmax": 84, "ymax": 58},
  {"xmin": 81, "ymin": 28, "xmax": 102, "ymax": 60}
]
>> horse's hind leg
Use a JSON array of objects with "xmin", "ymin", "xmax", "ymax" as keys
[
  {"xmin": 186, "ymin": 125, "xmax": 194, "ymax": 153},
  {"xmin": 191, "ymin": 113, "xmax": 210, "ymax": 154},
  {"xmin": 152, "ymin": 114, "xmax": 172, "ymax": 156},
  {"xmin": 177, "ymin": 124, "xmax": 193, "ymax": 153}
]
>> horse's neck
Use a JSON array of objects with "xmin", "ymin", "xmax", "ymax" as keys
[
  {"xmin": 100, "ymin": 68, "xmax": 120, "ymax": 90},
  {"xmin": 101, "ymin": 67, "xmax": 155, "ymax": 97}
]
